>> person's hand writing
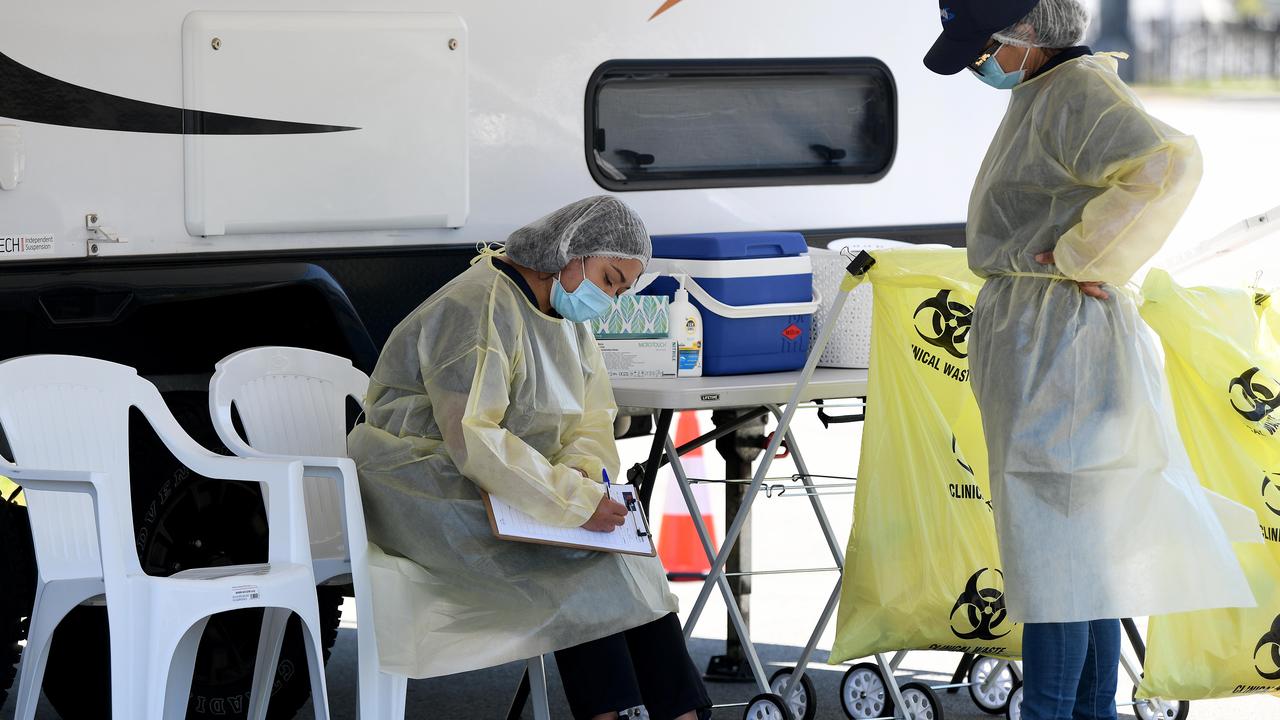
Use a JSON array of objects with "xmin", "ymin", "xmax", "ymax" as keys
[
  {"xmin": 1035, "ymin": 251, "xmax": 1109, "ymax": 300},
  {"xmin": 581, "ymin": 495, "xmax": 627, "ymax": 532}
]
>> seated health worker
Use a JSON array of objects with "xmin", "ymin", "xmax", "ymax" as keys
[{"xmin": 348, "ymin": 196, "xmax": 711, "ymax": 720}]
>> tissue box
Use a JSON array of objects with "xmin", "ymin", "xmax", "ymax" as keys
[
  {"xmin": 598, "ymin": 339, "xmax": 678, "ymax": 379},
  {"xmin": 591, "ymin": 295, "xmax": 669, "ymax": 339}
]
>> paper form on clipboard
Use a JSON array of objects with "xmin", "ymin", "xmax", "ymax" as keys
[{"xmin": 482, "ymin": 483, "xmax": 656, "ymax": 556}]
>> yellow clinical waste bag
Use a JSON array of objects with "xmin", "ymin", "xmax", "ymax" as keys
[
  {"xmin": 1138, "ymin": 269, "xmax": 1280, "ymax": 700},
  {"xmin": 830, "ymin": 248, "xmax": 1022, "ymax": 664}
]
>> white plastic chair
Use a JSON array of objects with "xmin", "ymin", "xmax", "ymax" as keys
[
  {"xmin": 0, "ymin": 354, "xmax": 330, "ymax": 720},
  {"xmin": 209, "ymin": 346, "xmax": 556, "ymax": 720},
  {"xmin": 209, "ymin": 347, "xmax": 407, "ymax": 720}
]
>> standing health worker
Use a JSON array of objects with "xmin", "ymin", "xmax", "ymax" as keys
[{"xmin": 924, "ymin": 2, "xmax": 1257, "ymax": 719}]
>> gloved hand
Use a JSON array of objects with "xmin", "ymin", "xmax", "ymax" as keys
[{"xmin": 1036, "ymin": 251, "xmax": 1110, "ymax": 300}]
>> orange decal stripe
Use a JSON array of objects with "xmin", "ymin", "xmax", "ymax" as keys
[{"xmin": 650, "ymin": 0, "xmax": 685, "ymax": 20}]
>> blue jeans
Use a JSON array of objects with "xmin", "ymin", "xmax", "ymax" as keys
[{"xmin": 1021, "ymin": 620, "xmax": 1121, "ymax": 720}]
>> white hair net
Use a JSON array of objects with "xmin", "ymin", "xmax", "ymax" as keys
[
  {"xmin": 503, "ymin": 195, "xmax": 651, "ymax": 274},
  {"xmin": 993, "ymin": 0, "xmax": 1090, "ymax": 49}
]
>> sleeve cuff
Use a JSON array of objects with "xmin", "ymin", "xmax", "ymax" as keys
[{"xmin": 556, "ymin": 477, "xmax": 605, "ymax": 528}]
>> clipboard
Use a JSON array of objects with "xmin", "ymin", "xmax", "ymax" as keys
[{"xmin": 482, "ymin": 483, "xmax": 657, "ymax": 557}]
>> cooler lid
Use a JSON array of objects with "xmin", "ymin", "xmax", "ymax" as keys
[{"xmin": 650, "ymin": 232, "xmax": 809, "ymax": 261}]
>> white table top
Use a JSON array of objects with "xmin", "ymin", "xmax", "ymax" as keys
[{"xmin": 611, "ymin": 368, "xmax": 869, "ymax": 411}]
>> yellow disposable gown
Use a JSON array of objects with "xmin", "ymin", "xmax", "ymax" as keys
[
  {"xmin": 348, "ymin": 258, "xmax": 676, "ymax": 678},
  {"xmin": 966, "ymin": 54, "xmax": 1256, "ymax": 623}
]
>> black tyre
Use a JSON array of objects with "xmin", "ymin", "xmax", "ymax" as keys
[
  {"xmin": 967, "ymin": 656, "xmax": 1018, "ymax": 714},
  {"xmin": 744, "ymin": 692, "xmax": 796, "ymax": 720},
  {"xmin": 840, "ymin": 662, "xmax": 889, "ymax": 720},
  {"xmin": 0, "ymin": 488, "xmax": 36, "ymax": 708},
  {"xmin": 898, "ymin": 681, "xmax": 944, "ymax": 720},
  {"xmin": 1005, "ymin": 685, "xmax": 1022, "ymax": 720},
  {"xmin": 768, "ymin": 667, "xmax": 817, "ymax": 720},
  {"xmin": 40, "ymin": 392, "xmax": 342, "ymax": 720}
]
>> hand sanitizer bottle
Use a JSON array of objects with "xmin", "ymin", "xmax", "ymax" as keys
[{"xmin": 669, "ymin": 275, "xmax": 703, "ymax": 378}]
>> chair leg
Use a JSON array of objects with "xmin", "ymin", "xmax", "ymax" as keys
[
  {"xmin": 356, "ymin": 619, "xmax": 383, "ymax": 719},
  {"xmin": 107, "ymin": 601, "xmax": 146, "ymax": 720},
  {"xmin": 158, "ymin": 618, "xmax": 211, "ymax": 720},
  {"xmin": 385, "ymin": 674, "xmax": 408, "ymax": 719},
  {"xmin": 356, "ymin": 644, "xmax": 409, "ymax": 720},
  {"xmin": 14, "ymin": 582, "xmax": 99, "ymax": 720},
  {"xmin": 297, "ymin": 612, "xmax": 333, "ymax": 720},
  {"xmin": 14, "ymin": 601, "xmax": 59, "ymax": 719},
  {"xmin": 12, "ymin": 631, "xmax": 50, "ymax": 720},
  {"xmin": 247, "ymin": 607, "xmax": 292, "ymax": 720},
  {"xmin": 528, "ymin": 655, "xmax": 551, "ymax": 720}
]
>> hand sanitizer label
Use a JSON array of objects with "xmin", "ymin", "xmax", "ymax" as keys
[{"xmin": 678, "ymin": 341, "xmax": 701, "ymax": 371}]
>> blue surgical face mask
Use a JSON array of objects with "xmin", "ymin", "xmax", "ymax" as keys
[
  {"xmin": 972, "ymin": 44, "xmax": 1030, "ymax": 90},
  {"xmin": 552, "ymin": 258, "xmax": 615, "ymax": 322}
]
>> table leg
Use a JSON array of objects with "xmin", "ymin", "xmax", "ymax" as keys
[
  {"xmin": 636, "ymin": 409, "xmax": 673, "ymax": 512},
  {"xmin": 665, "ymin": 435, "xmax": 770, "ymax": 692}
]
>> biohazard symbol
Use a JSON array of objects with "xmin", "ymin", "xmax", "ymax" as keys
[
  {"xmin": 1229, "ymin": 367, "xmax": 1280, "ymax": 435},
  {"xmin": 1255, "ymin": 614, "xmax": 1280, "ymax": 680},
  {"xmin": 914, "ymin": 290, "xmax": 972, "ymax": 360},
  {"xmin": 950, "ymin": 569, "xmax": 1011, "ymax": 641},
  {"xmin": 1263, "ymin": 472, "xmax": 1280, "ymax": 518},
  {"xmin": 650, "ymin": 0, "xmax": 685, "ymax": 20}
]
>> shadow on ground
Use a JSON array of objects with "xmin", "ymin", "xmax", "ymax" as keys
[{"xmin": 1, "ymin": 627, "xmax": 1141, "ymax": 719}]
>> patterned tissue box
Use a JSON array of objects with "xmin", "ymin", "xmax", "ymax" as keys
[{"xmin": 591, "ymin": 295, "xmax": 670, "ymax": 339}]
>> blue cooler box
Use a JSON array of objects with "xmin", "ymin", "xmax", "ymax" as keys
[{"xmin": 642, "ymin": 232, "xmax": 817, "ymax": 376}]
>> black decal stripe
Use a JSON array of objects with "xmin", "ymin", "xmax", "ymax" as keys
[{"xmin": 0, "ymin": 51, "xmax": 358, "ymax": 135}]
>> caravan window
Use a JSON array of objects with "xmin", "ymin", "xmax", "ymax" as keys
[{"xmin": 586, "ymin": 59, "xmax": 896, "ymax": 191}]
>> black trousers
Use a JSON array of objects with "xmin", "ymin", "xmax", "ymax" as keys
[{"xmin": 554, "ymin": 613, "xmax": 712, "ymax": 720}]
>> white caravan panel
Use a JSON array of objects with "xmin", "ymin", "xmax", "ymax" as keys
[{"xmin": 182, "ymin": 12, "xmax": 469, "ymax": 236}]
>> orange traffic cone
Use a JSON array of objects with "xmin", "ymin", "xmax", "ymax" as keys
[{"xmin": 658, "ymin": 411, "xmax": 718, "ymax": 581}]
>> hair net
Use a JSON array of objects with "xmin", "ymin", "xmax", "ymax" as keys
[
  {"xmin": 993, "ymin": 0, "xmax": 1090, "ymax": 49},
  {"xmin": 503, "ymin": 195, "xmax": 652, "ymax": 274}
]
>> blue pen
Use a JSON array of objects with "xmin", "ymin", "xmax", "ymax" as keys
[{"xmin": 602, "ymin": 468, "xmax": 611, "ymax": 500}]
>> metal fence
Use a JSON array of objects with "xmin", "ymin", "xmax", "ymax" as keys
[{"xmin": 1135, "ymin": 20, "xmax": 1280, "ymax": 84}]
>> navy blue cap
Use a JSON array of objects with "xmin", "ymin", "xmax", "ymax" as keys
[{"xmin": 925, "ymin": 0, "xmax": 1040, "ymax": 75}]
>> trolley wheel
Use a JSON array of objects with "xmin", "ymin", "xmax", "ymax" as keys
[
  {"xmin": 743, "ymin": 692, "xmax": 796, "ymax": 720},
  {"xmin": 769, "ymin": 668, "xmax": 817, "ymax": 720},
  {"xmin": 840, "ymin": 662, "xmax": 889, "ymax": 720},
  {"xmin": 898, "ymin": 681, "xmax": 944, "ymax": 720},
  {"xmin": 1005, "ymin": 685, "xmax": 1022, "ymax": 720},
  {"xmin": 967, "ymin": 656, "xmax": 1019, "ymax": 714},
  {"xmin": 1132, "ymin": 689, "xmax": 1190, "ymax": 720}
]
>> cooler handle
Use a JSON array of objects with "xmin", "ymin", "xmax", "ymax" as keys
[
  {"xmin": 627, "ymin": 273, "xmax": 822, "ymax": 319},
  {"xmin": 743, "ymin": 241, "xmax": 787, "ymax": 257},
  {"xmin": 683, "ymin": 275, "xmax": 822, "ymax": 318}
]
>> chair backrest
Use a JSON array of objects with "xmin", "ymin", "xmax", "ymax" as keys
[
  {"xmin": 209, "ymin": 347, "xmax": 369, "ymax": 565},
  {"xmin": 0, "ymin": 355, "xmax": 156, "ymax": 582}
]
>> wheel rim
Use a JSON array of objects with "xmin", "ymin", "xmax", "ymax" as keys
[
  {"xmin": 770, "ymin": 672, "xmax": 808, "ymax": 718},
  {"xmin": 1136, "ymin": 697, "xmax": 1180, "ymax": 719},
  {"xmin": 747, "ymin": 699, "xmax": 784, "ymax": 719},
  {"xmin": 971, "ymin": 657, "xmax": 1014, "ymax": 708},
  {"xmin": 1009, "ymin": 687, "xmax": 1022, "ymax": 720},
  {"xmin": 844, "ymin": 668, "xmax": 887, "ymax": 717},
  {"xmin": 901, "ymin": 689, "xmax": 936, "ymax": 720}
]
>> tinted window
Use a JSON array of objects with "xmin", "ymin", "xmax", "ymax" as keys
[{"xmin": 586, "ymin": 59, "xmax": 897, "ymax": 191}]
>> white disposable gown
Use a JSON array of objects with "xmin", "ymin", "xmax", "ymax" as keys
[
  {"xmin": 966, "ymin": 54, "xmax": 1257, "ymax": 623},
  {"xmin": 348, "ymin": 258, "xmax": 676, "ymax": 677}
]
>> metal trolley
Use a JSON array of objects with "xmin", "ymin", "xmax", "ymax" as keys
[{"xmin": 618, "ymin": 251, "xmax": 1191, "ymax": 720}]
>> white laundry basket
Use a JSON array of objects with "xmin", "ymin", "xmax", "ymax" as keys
[{"xmin": 811, "ymin": 237, "xmax": 945, "ymax": 368}]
